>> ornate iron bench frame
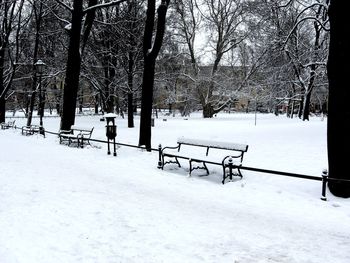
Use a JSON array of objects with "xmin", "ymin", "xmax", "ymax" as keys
[
  {"xmin": 158, "ymin": 138, "xmax": 249, "ymax": 184},
  {"xmin": 59, "ymin": 125, "xmax": 94, "ymax": 148},
  {"xmin": 1, "ymin": 120, "xmax": 16, "ymax": 129}
]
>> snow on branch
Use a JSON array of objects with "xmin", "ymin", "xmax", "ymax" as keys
[
  {"xmin": 282, "ymin": 16, "xmax": 329, "ymax": 50},
  {"xmin": 55, "ymin": 0, "xmax": 73, "ymax": 12},
  {"xmin": 83, "ymin": 0, "xmax": 128, "ymax": 14}
]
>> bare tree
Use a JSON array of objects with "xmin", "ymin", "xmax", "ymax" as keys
[
  {"xmin": 138, "ymin": 0, "xmax": 170, "ymax": 150},
  {"xmin": 282, "ymin": 0, "xmax": 329, "ymax": 121},
  {"xmin": 26, "ymin": 0, "xmax": 45, "ymax": 126},
  {"xmin": 118, "ymin": 0, "xmax": 145, "ymax": 128},
  {"xmin": 58, "ymin": 0, "xmax": 127, "ymax": 130},
  {"xmin": 0, "ymin": 0, "xmax": 25, "ymax": 123}
]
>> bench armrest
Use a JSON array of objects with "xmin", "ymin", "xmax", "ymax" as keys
[{"xmin": 161, "ymin": 145, "xmax": 180, "ymax": 154}]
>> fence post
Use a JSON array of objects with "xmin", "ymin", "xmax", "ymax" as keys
[
  {"xmin": 157, "ymin": 144, "xmax": 162, "ymax": 169},
  {"xmin": 321, "ymin": 169, "xmax": 328, "ymax": 201},
  {"xmin": 228, "ymin": 157, "xmax": 233, "ymax": 181}
]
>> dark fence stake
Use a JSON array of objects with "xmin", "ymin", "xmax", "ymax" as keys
[
  {"xmin": 228, "ymin": 158, "xmax": 233, "ymax": 181},
  {"xmin": 321, "ymin": 169, "xmax": 328, "ymax": 201},
  {"xmin": 157, "ymin": 144, "xmax": 162, "ymax": 169}
]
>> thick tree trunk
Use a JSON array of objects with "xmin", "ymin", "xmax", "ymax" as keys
[
  {"xmin": 138, "ymin": 0, "xmax": 170, "ymax": 150},
  {"xmin": 139, "ymin": 57, "xmax": 155, "ymax": 148},
  {"xmin": 302, "ymin": 90, "xmax": 311, "ymax": 121},
  {"xmin": 203, "ymin": 103, "xmax": 214, "ymax": 118},
  {"xmin": 60, "ymin": 0, "xmax": 83, "ymax": 130},
  {"xmin": 327, "ymin": 0, "xmax": 350, "ymax": 197}
]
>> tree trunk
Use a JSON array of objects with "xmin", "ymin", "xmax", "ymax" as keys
[
  {"xmin": 139, "ymin": 56, "xmax": 155, "ymax": 149},
  {"xmin": 302, "ymin": 90, "xmax": 312, "ymax": 121},
  {"xmin": 298, "ymin": 96, "xmax": 304, "ymax": 119},
  {"xmin": 138, "ymin": 0, "xmax": 170, "ymax": 150},
  {"xmin": 127, "ymin": 50, "xmax": 135, "ymax": 128},
  {"xmin": 127, "ymin": 92, "xmax": 134, "ymax": 128},
  {"xmin": 60, "ymin": 0, "xmax": 83, "ymax": 130},
  {"xmin": 0, "ymin": 49, "xmax": 5, "ymax": 123},
  {"xmin": 0, "ymin": 2, "xmax": 17, "ymax": 123},
  {"xmin": 327, "ymin": 0, "xmax": 350, "ymax": 197},
  {"xmin": 26, "ymin": 1, "xmax": 43, "ymax": 126},
  {"xmin": 203, "ymin": 103, "xmax": 214, "ymax": 118}
]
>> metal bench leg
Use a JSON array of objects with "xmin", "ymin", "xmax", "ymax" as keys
[
  {"xmin": 237, "ymin": 168, "xmax": 243, "ymax": 178},
  {"xmin": 203, "ymin": 162, "xmax": 209, "ymax": 175},
  {"xmin": 175, "ymin": 157, "xmax": 181, "ymax": 168}
]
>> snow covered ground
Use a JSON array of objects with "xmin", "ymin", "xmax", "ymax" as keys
[{"xmin": 1, "ymin": 112, "xmax": 349, "ymax": 263}]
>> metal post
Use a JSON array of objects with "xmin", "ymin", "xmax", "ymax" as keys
[
  {"xmin": 228, "ymin": 158, "xmax": 233, "ymax": 181},
  {"xmin": 80, "ymin": 134, "xmax": 84, "ymax": 148},
  {"xmin": 321, "ymin": 169, "xmax": 328, "ymax": 201},
  {"xmin": 157, "ymin": 144, "xmax": 162, "ymax": 169},
  {"xmin": 39, "ymin": 73, "xmax": 43, "ymax": 127},
  {"xmin": 113, "ymin": 138, "xmax": 116, "ymax": 156},
  {"xmin": 107, "ymin": 139, "xmax": 111, "ymax": 155}
]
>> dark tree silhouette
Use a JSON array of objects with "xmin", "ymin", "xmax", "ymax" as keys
[
  {"xmin": 60, "ymin": 0, "xmax": 126, "ymax": 130},
  {"xmin": 327, "ymin": 0, "xmax": 350, "ymax": 197},
  {"xmin": 138, "ymin": 0, "xmax": 170, "ymax": 150},
  {"xmin": 60, "ymin": 0, "xmax": 85, "ymax": 130},
  {"xmin": 0, "ymin": 1, "xmax": 18, "ymax": 123}
]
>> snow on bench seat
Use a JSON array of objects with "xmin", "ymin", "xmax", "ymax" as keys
[{"xmin": 177, "ymin": 137, "xmax": 248, "ymax": 152}]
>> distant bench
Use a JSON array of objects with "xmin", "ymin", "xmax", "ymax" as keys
[
  {"xmin": 59, "ymin": 125, "xmax": 94, "ymax": 148},
  {"xmin": 159, "ymin": 137, "xmax": 249, "ymax": 184},
  {"xmin": 21, "ymin": 124, "xmax": 44, "ymax": 137},
  {"xmin": 1, "ymin": 120, "xmax": 15, "ymax": 129}
]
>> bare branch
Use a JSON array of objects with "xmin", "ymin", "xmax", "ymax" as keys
[
  {"xmin": 83, "ymin": 0, "xmax": 128, "ymax": 14},
  {"xmin": 55, "ymin": 0, "xmax": 73, "ymax": 12},
  {"xmin": 282, "ymin": 16, "xmax": 330, "ymax": 49}
]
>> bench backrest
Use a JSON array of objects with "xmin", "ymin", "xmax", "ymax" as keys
[
  {"xmin": 71, "ymin": 125, "xmax": 94, "ymax": 132},
  {"xmin": 71, "ymin": 125, "xmax": 94, "ymax": 138},
  {"xmin": 177, "ymin": 137, "xmax": 248, "ymax": 152}
]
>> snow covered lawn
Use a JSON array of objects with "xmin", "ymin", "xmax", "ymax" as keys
[{"xmin": 1, "ymin": 113, "xmax": 349, "ymax": 263}]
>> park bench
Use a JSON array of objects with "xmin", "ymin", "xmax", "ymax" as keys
[
  {"xmin": 1, "ymin": 120, "xmax": 15, "ymax": 129},
  {"xmin": 21, "ymin": 124, "xmax": 44, "ymax": 136},
  {"xmin": 59, "ymin": 125, "xmax": 94, "ymax": 148},
  {"xmin": 159, "ymin": 137, "xmax": 248, "ymax": 184}
]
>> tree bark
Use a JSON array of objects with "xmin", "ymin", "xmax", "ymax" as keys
[
  {"xmin": 60, "ymin": 0, "xmax": 104, "ymax": 130},
  {"xmin": 0, "ymin": 49, "xmax": 5, "ymax": 123},
  {"xmin": 139, "ymin": 56, "xmax": 156, "ymax": 149},
  {"xmin": 60, "ymin": 0, "xmax": 83, "ymax": 130},
  {"xmin": 327, "ymin": 0, "xmax": 350, "ymax": 197},
  {"xmin": 138, "ymin": 0, "xmax": 170, "ymax": 150},
  {"xmin": 127, "ymin": 92, "xmax": 134, "ymax": 128},
  {"xmin": 0, "ymin": 2, "xmax": 17, "ymax": 123}
]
